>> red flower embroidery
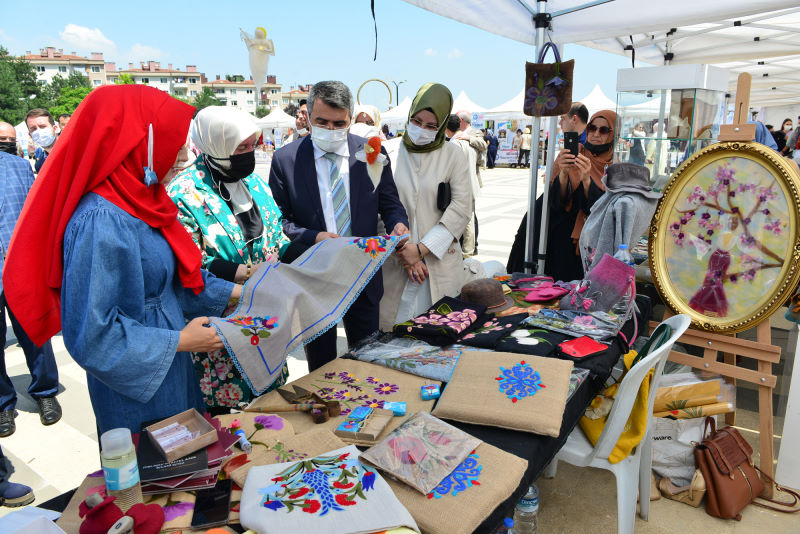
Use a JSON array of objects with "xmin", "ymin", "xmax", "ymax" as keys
[
  {"xmin": 302, "ymin": 499, "xmax": 321, "ymax": 514},
  {"xmin": 289, "ymin": 487, "xmax": 310, "ymax": 499},
  {"xmin": 335, "ymin": 493, "xmax": 358, "ymax": 506},
  {"xmin": 333, "ymin": 481, "xmax": 355, "ymax": 489}
]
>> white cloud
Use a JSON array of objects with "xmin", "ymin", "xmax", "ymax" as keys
[
  {"xmin": 447, "ymin": 48, "xmax": 463, "ymax": 60},
  {"xmin": 127, "ymin": 43, "xmax": 166, "ymax": 62},
  {"xmin": 424, "ymin": 48, "xmax": 438, "ymax": 57},
  {"xmin": 59, "ymin": 24, "xmax": 115, "ymax": 53}
]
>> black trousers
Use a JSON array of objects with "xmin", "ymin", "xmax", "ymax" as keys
[
  {"xmin": 518, "ymin": 149, "xmax": 530, "ymax": 167},
  {"xmin": 303, "ymin": 275, "xmax": 381, "ymax": 371}
]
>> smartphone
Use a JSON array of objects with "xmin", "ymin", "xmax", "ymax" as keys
[
  {"xmin": 564, "ymin": 131, "xmax": 580, "ymax": 157},
  {"xmin": 190, "ymin": 478, "xmax": 233, "ymax": 529}
]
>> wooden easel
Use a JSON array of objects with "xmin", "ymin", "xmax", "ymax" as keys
[{"xmin": 652, "ymin": 73, "xmax": 779, "ymax": 497}]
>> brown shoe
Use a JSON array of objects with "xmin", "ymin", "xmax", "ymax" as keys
[{"xmin": 658, "ymin": 469, "xmax": 706, "ymax": 507}]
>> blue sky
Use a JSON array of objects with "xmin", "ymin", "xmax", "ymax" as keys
[{"xmin": 0, "ymin": 1, "xmax": 631, "ymax": 110}]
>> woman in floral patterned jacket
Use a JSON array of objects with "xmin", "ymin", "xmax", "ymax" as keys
[{"xmin": 167, "ymin": 106, "xmax": 290, "ymax": 412}]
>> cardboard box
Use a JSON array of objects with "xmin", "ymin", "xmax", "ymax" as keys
[
  {"xmin": 145, "ymin": 409, "xmax": 218, "ymax": 463},
  {"xmin": 334, "ymin": 408, "xmax": 394, "ymax": 442}
]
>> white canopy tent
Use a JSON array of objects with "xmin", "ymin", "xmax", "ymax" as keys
[
  {"xmin": 575, "ymin": 84, "xmax": 617, "ymax": 115},
  {"xmin": 381, "ymin": 96, "xmax": 413, "ymax": 128},
  {"xmin": 256, "ymin": 107, "xmax": 296, "ymax": 129},
  {"xmin": 403, "ymin": 0, "xmax": 800, "ymax": 273},
  {"xmin": 452, "ymin": 90, "xmax": 487, "ymax": 113}
]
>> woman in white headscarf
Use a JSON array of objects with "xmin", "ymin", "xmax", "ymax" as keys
[
  {"xmin": 167, "ymin": 106, "xmax": 290, "ymax": 412},
  {"xmin": 350, "ymin": 104, "xmax": 385, "ymax": 139}
]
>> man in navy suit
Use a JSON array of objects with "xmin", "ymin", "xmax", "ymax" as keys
[{"xmin": 269, "ymin": 81, "xmax": 409, "ymax": 371}]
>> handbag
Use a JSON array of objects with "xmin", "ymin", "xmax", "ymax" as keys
[
  {"xmin": 694, "ymin": 416, "xmax": 800, "ymax": 520},
  {"xmin": 523, "ymin": 42, "xmax": 574, "ymax": 117},
  {"xmin": 437, "ymin": 182, "xmax": 451, "ymax": 211}
]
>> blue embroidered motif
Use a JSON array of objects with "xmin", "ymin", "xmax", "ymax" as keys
[
  {"xmin": 496, "ymin": 361, "xmax": 545, "ymax": 402},
  {"xmin": 427, "ymin": 452, "xmax": 482, "ymax": 499}
]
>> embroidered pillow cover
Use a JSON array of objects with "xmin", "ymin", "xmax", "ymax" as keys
[{"xmin": 432, "ymin": 352, "xmax": 574, "ymax": 437}]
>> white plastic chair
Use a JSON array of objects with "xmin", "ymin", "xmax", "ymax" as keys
[{"xmin": 543, "ymin": 314, "xmax": 691, "ymax": 534}]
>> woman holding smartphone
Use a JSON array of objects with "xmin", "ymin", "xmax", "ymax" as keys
[{"xmin": 545, "ymin": 109, "xmax": 616, "ymax": 281}]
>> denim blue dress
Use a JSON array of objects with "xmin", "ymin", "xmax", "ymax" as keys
[{"xmin": 61, "ymin": 193, "xmax": 234, "ymax": 435}]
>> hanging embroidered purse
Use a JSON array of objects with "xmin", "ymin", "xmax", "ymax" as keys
[{"xmin": 523, "ymin": 42, "xmax": 574, "ymax": 117}]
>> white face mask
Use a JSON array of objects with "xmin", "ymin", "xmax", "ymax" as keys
[
  {"xmin": 406, "ymin": 122, "xmax": 438, "ymax": 146},
  {"xmin": 311, "ymin": 125, "xmax": 349, "ymax": 153},
  {"xmin": 31, "ymin": 127, "xmax": 56, "ymax": 149}
]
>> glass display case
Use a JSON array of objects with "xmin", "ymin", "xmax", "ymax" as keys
[{"xmin": 615, "ymin": 65, "xmax": 728, "ymax": 189}]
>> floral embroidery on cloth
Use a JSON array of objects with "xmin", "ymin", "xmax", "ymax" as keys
[
  {"xmin": 258, "ymin": 450, "xmax": 373, "ymax": 515},
  {"xmin": 311, "ymin": 370, "xmax": 401, "ymax": 416},
  {"xmin": 350, "ymin": 236, "xmax": 389, "ymax": 259},
  {"xmin": 226, "ymin": 315, "xmax": 279, "ymax": 346},
  {"xmin": 393, "ymin": 296, "xmax": 487, "ymax": 346},
  {"xmin": 496, "ymin": 361, "xmax": 546, "ymax": 403},
  {"xmin": 426, "ymin": 451, "xmax": 482, "ymax": 499},
  {"xmin": 239, "ymin": 445, "xmax": 419, "ymax": 533}
]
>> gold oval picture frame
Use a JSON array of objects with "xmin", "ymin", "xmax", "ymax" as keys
[{"xmin": 649, "ymin": 141, "xmax": 800, "ymax": 333}]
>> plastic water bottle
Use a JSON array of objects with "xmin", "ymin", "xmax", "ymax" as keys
[
  {"xmin": 613, "ymin": 243, "xmax": 635, "ymax": 266},
  {"xmin": 100, "ymin": 428, "xmax": 143, "ymax": 512},
  {"xmin": 496, "ymin": 517, "xmax": 516, "ymax": 534},
  {"xmin": 513, "ymin": 484, "xmax": 539, "ymax": 534}
]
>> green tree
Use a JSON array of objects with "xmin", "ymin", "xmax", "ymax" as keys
[
  {"xmin": 50, "ymin": 86, "xmax": 92, "ymax": 118},
  {"xmin": 193, "ymin": 87, "xmax": 222, "ymax": 110},
  {"xmin": 0, "ymin": 46, "xmax": 44, "ymax": 124},
  {"xmin": 115, "ymin": 73, "xmax": 135, "ymax": 85},
  {"xmin": 255, "ymin": 106, "xmax": 270, "ymax": 118},
  {"xmin": 36, "ymin": 71, "xmax": 91, "ymax": 111}
]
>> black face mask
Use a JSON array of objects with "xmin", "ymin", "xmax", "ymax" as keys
[
  {"xmin": 0, "ymin": 141, "xmax": 16, "ymax": 155},
  {"xmin": 583, "ymin": 141, "xmax": 613, "ymax": 155},
  {"xmin": 206, "ymin": 151, "xmax": 256, "ymax": 183}
]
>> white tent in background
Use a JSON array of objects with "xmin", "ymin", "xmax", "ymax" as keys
[
  {"xmin": 485, "ymin": 90, "xmax": 527, "ymax": 120},
  {"xmin": 256, "ymin": 107, "xmax": 296, "ymax": 129},
  {"xmin": 574, "ymin": 85, "xmax": 617, "ymax": 115},
  {"xmin": 452, "ymin": 90, "xmax": 487, "ymax": 113},
  {"xmin": 381, "ymin": 96, "xmax": 413, "ymax": 126}
]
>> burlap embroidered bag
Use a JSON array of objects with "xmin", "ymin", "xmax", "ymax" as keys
[
  {"xmin": 433, "ymin": 351, "xmax": 573, "ymax": 437},
  {"xmin": 386, "ymin": 441, "xmax": 528, "ymax": 534},
  {"xmin": 246, "ymin": 359, "xmax": 441, "ymax": 445},
  {"xmin": 523, "ymin": 42, "xmax": 574, "ymax": 117}
]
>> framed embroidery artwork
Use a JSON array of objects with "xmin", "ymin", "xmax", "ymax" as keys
[{"xmin": 649, "ymin": 141, "xmax": 800, "ymax": 332}]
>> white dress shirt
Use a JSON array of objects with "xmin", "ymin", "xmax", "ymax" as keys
[{"xmin": 312, "ymin": 140, "xmax": 351, "ymax": 233}]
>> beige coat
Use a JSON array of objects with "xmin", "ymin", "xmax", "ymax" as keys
[{"xmin": 379, "ymin": 139, "xmax": 473, "ymax": 331}]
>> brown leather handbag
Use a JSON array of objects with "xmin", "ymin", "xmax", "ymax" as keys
[{"xmin": 694, "ymin": 416, "xmax": 800, "ymax": 520}]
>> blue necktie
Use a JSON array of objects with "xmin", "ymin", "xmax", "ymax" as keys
[{"xmin": 324, "ymin": 152, "xmax": 351, "ymax": 236}]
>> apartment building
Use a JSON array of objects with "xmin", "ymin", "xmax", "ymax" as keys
[
  {"xmin": 107, "ymin": 61, "xmax": 204, "ymax": 100},
  {"xmin": 203, "ymin": 74, "xmax": 282, "ymax": 114},
  {"xmin": 24, "ymin": 47, "xmax": 107, "ymax": 87},
  {"xmin": 281, "ymin": 84, "xmax": 312, "ymax": 107}
]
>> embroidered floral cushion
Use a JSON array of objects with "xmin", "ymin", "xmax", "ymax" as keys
[
  {"xmin": 385, "ymin": 441, "xmax": 528, "ymax": 534},
  {"xmin": 495, "ymin": 325, "xmax": 570, "ymax": 356},
  {"xmin": 360, "ymin": 412, "xmax": 481, "ymax": 495},
  {"xmin": 239, "ymin": 445, "xmax": 419, "ymax": 534},
  {"xmin": 245, "ymin": 359, "xmax": 441, "ymax": 444},
  {"xmin": 433, "ymin": 352, "xmax": 574, "ymax": 437},
  {"xmin": 393, "ymin": 296, "xmax": 487, "ymax": 347}
]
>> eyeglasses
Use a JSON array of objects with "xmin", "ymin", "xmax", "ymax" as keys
[
  {"xmin": 409, "ymin": 117, "xmax": 439, "ymax": 131},
  {"xmin": 587, "ymin": 124, "xmax": 612, "ymax": 134}
]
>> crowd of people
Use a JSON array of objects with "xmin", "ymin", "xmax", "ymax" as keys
[{"xmin": 0, "ymin": 80, "xmax": 495, "ymax": 504}]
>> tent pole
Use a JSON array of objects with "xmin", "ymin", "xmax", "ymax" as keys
[{"xmin": 524, "ymin": 0, "xmax": 549, "ymax": 274}]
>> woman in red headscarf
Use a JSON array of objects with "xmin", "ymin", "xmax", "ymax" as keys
[{"xmin": 2, "ymin": 85, "xmax": 241, "ymax": 434}]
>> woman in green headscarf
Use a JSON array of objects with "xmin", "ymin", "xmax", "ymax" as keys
[{"xmin": 379, "ymin": 83, "xmax": 473, "ymax": 330}]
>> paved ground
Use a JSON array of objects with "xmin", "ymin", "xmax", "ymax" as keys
[{"xmin": 1, "ymin": 166, "xmax": 797, "ymax": 533}]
